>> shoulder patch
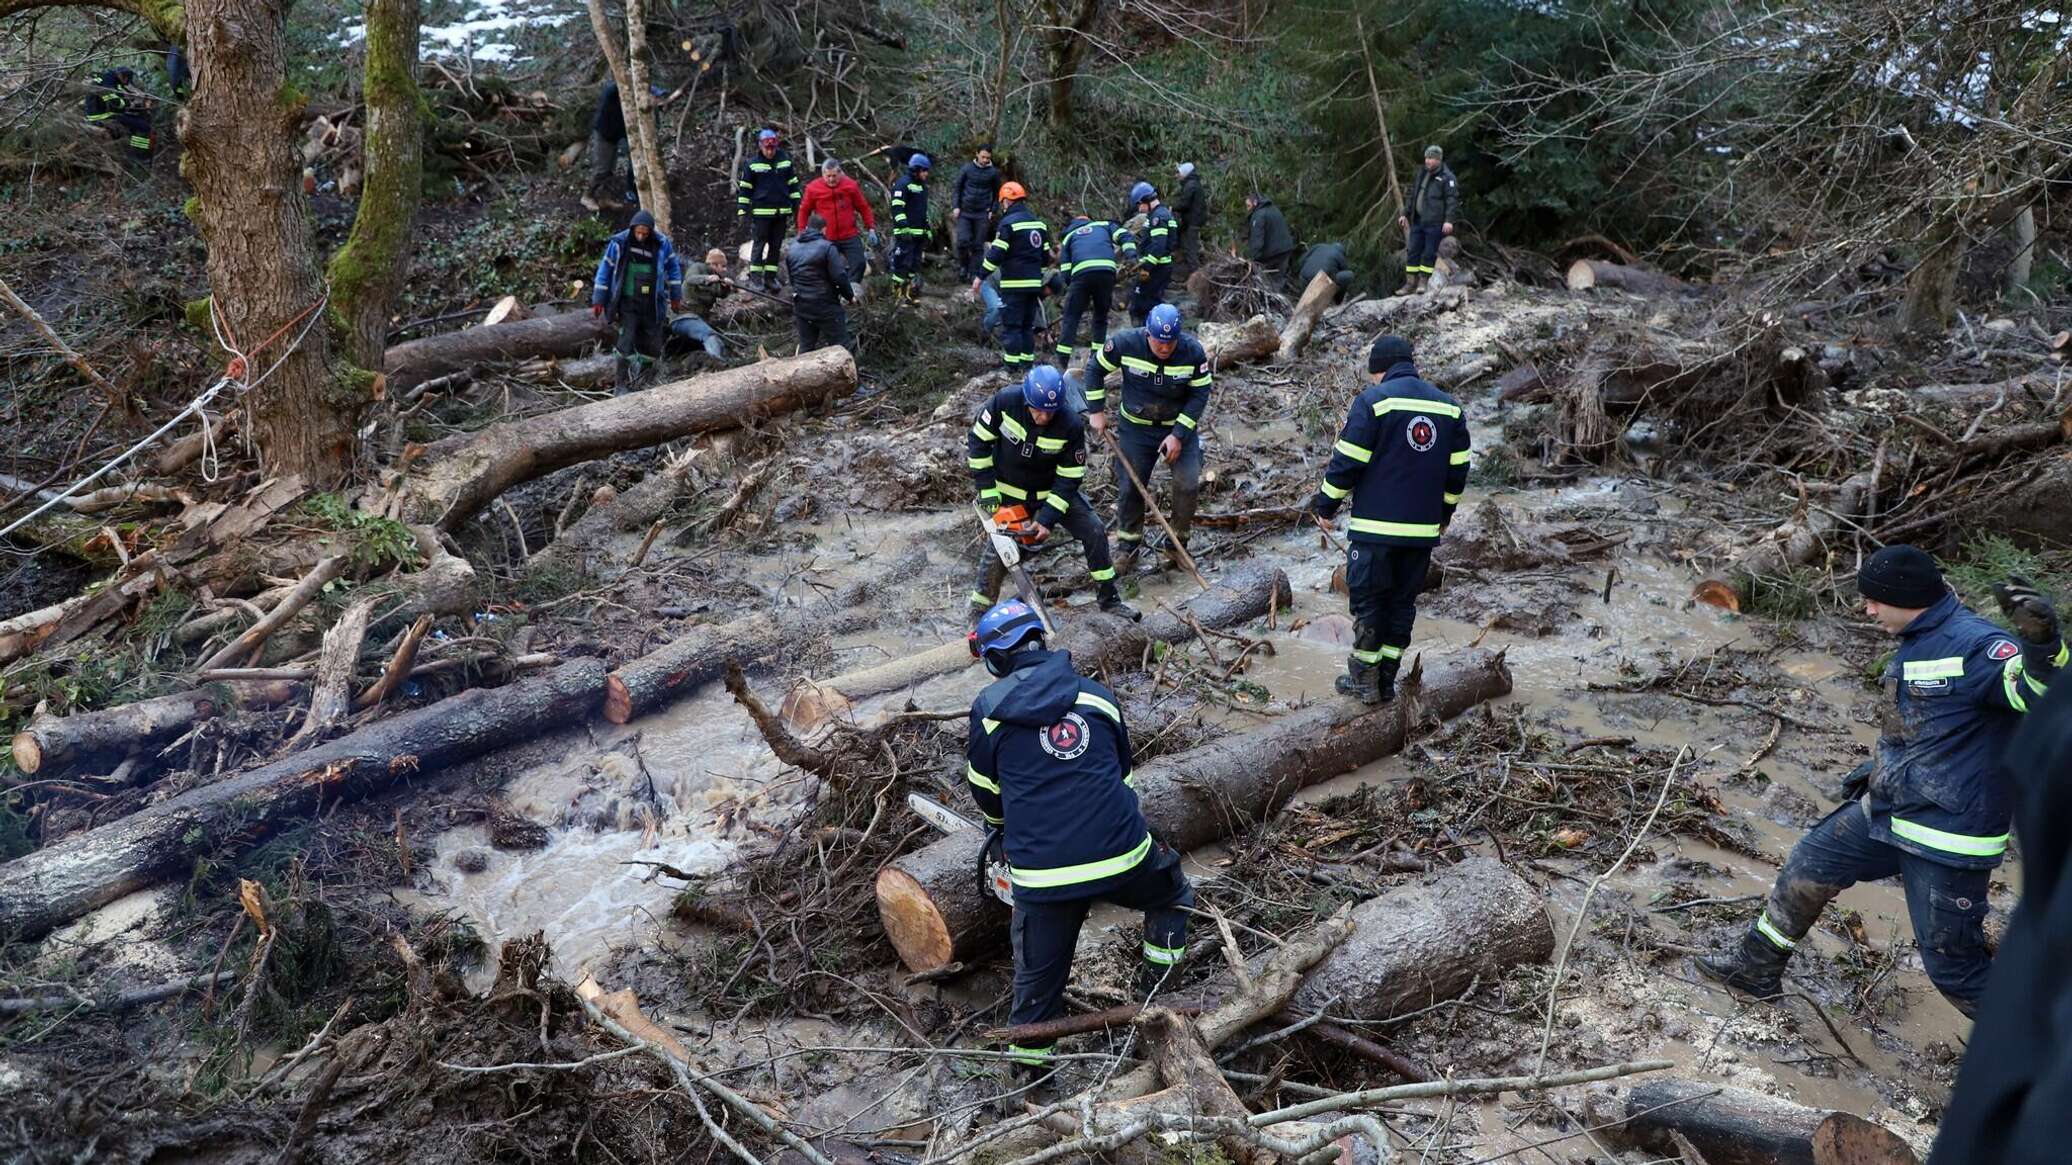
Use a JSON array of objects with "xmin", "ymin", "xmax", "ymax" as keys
[
  {"xmin": 1989, "ymin": 639, "xmax": 2020, "ymax": 661},
  {"xmin": 1039, "ymin": 712, "xmax": 1091, "ymax": 760}
]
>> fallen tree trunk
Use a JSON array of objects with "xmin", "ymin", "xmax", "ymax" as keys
[
  {"xmin": 382, "ymin": 309, "xmax": 610, "ymax": 397},
  {"xmin": 1276, "ymin": 272, "xmax": 1339, "ymax": 362},
  {"xmin": 793, "ymin": 563, "xmax": 1291, "ymax": 719},
  {"xmin": 1608, "ymin": 1079, "xmax": 1920, "ymax": 1165},
  {"xmin": 1566, "ymin": 260, "xmax": 1689, "ymax": 297},
  {"xmin": 877, "ymin": 648, "xmax": 1513, "ymax": 971},
  {"xmin": 0, "ymin": 660, "xmax": 605, "ymax": 941},
  {"xmin": 411, "ymin": 346, "xmax": 857, "ymax": 531},
  {"xmin": 1201, "ymin": 314, "xmax": 1279, "ymax": 371},
  {"xmin": 530, "ymin": 448, "xmax": 699, "ymax": 577},
  {"xmin": 10, "ymin": 679, "xmax": 304, "ymax": 778}
]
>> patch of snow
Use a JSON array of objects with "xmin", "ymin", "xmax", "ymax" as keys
[{"xmin": 338, "ymin": 0, "xmax": 577, "ymax": 64}]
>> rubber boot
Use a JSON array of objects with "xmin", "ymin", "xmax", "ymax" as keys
[
  {"xmin": 1696, "ymin": 928, "xmax": 1791, "ymax": 1000},
  {"xmin": 1098, "ymin": 584, "xmax": 1141, "ymax": 622},
  {"xmin": 1373, "ymin": 657, "xmax": 1400, "ymax": 703},
  {"xmin": 612, "ymin": 355, "xmax": 633, "ymax": 397},
  {"xmin": 1138, "ymin": 960, "xmax": 1170, "ymax": 1002},
  {"xmin": 1009, "ymin": 1062, "xmax": 1057, "ymax": 1109},
  {"xmin": 1335, "ymin": 657, "xmax": 1381, "ymax": 704},
  {"xmin": 747, "ymin": 271, "xmax": 766, "ymax": 293},
  {"xmin": 1394, "ymin": 277, "xmax": 1415, "ymax": 297}
]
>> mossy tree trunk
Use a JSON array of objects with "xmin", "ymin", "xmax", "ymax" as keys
[
  {"xmin": 1039, "ymin": 0, "xmax": 1103, "ymax": 125},
  {"xmin": 327, "ymin": 0, "xmax": 425, "ymax": 369}
]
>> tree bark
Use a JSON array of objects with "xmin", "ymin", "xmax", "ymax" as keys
[
  {"xmin": 1276, "ymin": 271, "xmax": 1339, "ymax": 362},
  {"xmin": 876, "ymin": 648, "xmax": 1514, "ymax": 971},
  {"xmin": 383, "ymin": 309, "xmax": 612, "ymax": 397},
  {"xmin": 0, "ymin": 660, "xmax": 605, "ymax": 941},
  {"xmin": 585, "ymin": 0, "xmax": 671, "ymax": 234},
  {"xmin": 326, "ymin": 0, "xmax": 424, "ymax": 370},
  {"xmin": 1566, "ymin": 259, "xmax": 1688, "ymax": 296},
  {"xmin": 182, "ymin": 0, "xmax": 354, "ymax": 485},
  {"xmin": 1609, "ymin": 1080, "xmax": 1918, "ymax": 1165},
  {"xmin": 1201, "ymin": 314, "xmax": 1279, "ymax": 370},
  {"xmin": 1897, "ymin": 216, "xmax": 1963, "ymax": 336},
  {"xmin": 10, "ymin": 680, "xmax": 303, "ymax": 778},
  {"xmin": 2008, "ymin": 205, "xmax": 2037, "ymax": 295},
  {"xmin": 529, "ymin": 448, "xmax": 697, "ymax": 577},
  {"xmin": 1040, "ymin": 0, "xmax": 1103, "ymax": 125},
  {"xmin": 409, "ymin": 346, "xmax": 857, "ymax": 530}
]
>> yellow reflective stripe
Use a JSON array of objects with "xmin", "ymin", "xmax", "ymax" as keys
[
  {"xmin": 1122, "ymin": 770, "xmax": 1135, "ymax": 788},
  {"xmin": 970, "ymin": 591, "xmax": 995, "ymax": 605},
  {"xmin": 1379, "ymin": 645, "xmax": 1404, "ymax": 659},
  {"xmin": 1189, "ymin": 375, "xmax": 1211, "ymax": 387},
  {"xmin": 1035, "ymin": 436, "xmax": 1067, "ymax": 451},
  {"xmin": 1889, "ymin": 817, "xmax": 2009, "ymax": 858},
  {"xmin": 1373, "ymin": 397, "xmax": 1462, "ymax": 418},
  {"xmin": 1008, "ymin": 1044, "xmax": 1055, "ymax": 1065},
  {"xmin": 1042, "ymin": 492, "xmax": 1069, "ymax": 514},
  {"xmin": 972, "ymin": 422, "xmax": 996, "ymax": 441},
  {"xmin": 1334, "ymin": 440, "xmax": 1373, "ymax": 464},
  {"xmin": 1449, "ymin": 449, "xmax": 1471, "ymax": 465},
  {"xmin": 1010, "ymin": 833, "xmax": 1151, "ymax": 889},
  {"xmin": 966, "ymin": 764, "xmax": 1001, "ymax": 794},
  {"xmin": 1754, "ymin": 911, "xmax": 1796, "ymax": 950},
  {"xmin": 1096, "ymin": 348, "xmax": 1120, "ymax": 372},
  {"xmin": 1074, "ymin": 691, "xmax": 1121, "ymax": 723},
  {"xmin": 999, "ymin": 279, "xmax": 1044, "ymax": 289},
  {"xmin": 1901, "ymin": 657, "xmax": 1966, "ymax": 681},
  {"xmin": 1055, "ymin": 465, "xmax": 1087, "ymax": 479},
  {"xmin": 1014, "ymin": 221, "xmax": 1049, "ymax": 232},
  {"xmin": 995, "ymin": 481, "xmax": 1028, "ymax": 499},
  {"xmin": 1443, "ymin": 492, "xmax": 1463, "ymax": 505},
  {"xmin": 984, "ymin": 812, "xmax": 1004, "ymax": 825},
  {"xmin": 969, "ymin": 456, "xmax": 995, "ymax": 469},
  {"xmin": 1120, "ymin": 356, "xmax": 1159, "ymax": 372},
  {"xmin": 1351, "ymin": 647, "xmax": 1385, "ymax": 663},
  {"xmin": 982, "ymin": 718, "xmax": 1002, "ymax": 734},
  {"xmin": 1089, "ymin": 566, "xmax": 1116, "ymax": 581},
  {"xmin": 1175, "ymin": 414, "xmax": 1198, "ymax": 430},
  {"xmin": 1346, "ymin": 518, "xmax": 1442, "ymax": 538},
  {"xmin": 1000, "ymin": 414, "xmax": 1028, "ymax": 441},
  {"xmin": 1142, "ymin": 942, "xmax": 1184, "ymax": 965},
  {"xmin": 1320, "ymin": 481, "xmax": 1350, "ymax": 500}
]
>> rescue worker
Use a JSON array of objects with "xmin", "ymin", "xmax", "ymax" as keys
[
  {"xmin": 786, "ymin": 213, "xmax": 855, "ymax": 354},
  {"xmin": 1244, "ymin": 192, "xmax": 1296, "ymax": 278},
  {"xmin": 796, "ymin": 158, "xmax": 877, "ymax": 300},
  {"xmin": 1127, "ymin": 182, "xmax": 1175, "ymax": 326},
  {"xmin": 1170, "ymin": 163, "xmax": 1207, "ymax": 275},
  {"xmin": 889, "ymin": 153, "xmax": 932, "ymax": 301},
  {"xmin": 1086, "ymin": 304, "xmax": 1210, "ymax": 573},
  {"xmin": 952, "ymin": 144, "xmax": 1004, "ymax": 281},
  {"xmin": 976, "ymin": 181, "xmax": 1050, "ymax": 373},
  {"xmin": 1304, "ymin": 335, "xmax": 1470, "ymax": 703},
  {"xmin": 84, "ymin": 67, "xmax": 152, "ymax": 166},
  {"xmin": 967, "ymin": 366, "xmax": 1137, "ymax": 624},
  {"xmin": 965, "ymin": 597, "xmax": 1194, "ymax": 1089},
  {"xmin": 737, "ymin": 128, "xmax": 800, "ymax": 290},
  {"xmin": 590, "ymin": 209, "xmax": 685, "ymax": 395},
  {"xmin": 1053, "ymin": 213, "xmax": 1136, "ymax": 368},
  {"xmin": 1696, "ymin": 550, "xmax": 2064, "ymax": 1018},
  {"xmin": 669, "ymin": 248, "xmax": 733, "ymax": 361},
  {"xmin": 1930, "ymin": 644, "xmax": 2072, "ymax": 1164},
  {"xmin": 1398, "ymin": 145, "xmax": 1458, "ymax": 295},
  {"xmin": 1297, "ymin": 242, "xmax": 1354, "ymax": 299}
]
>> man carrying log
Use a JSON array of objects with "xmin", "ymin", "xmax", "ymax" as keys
[
  {"xmin": 1306, "ymin": 335, "xmax": 1469, "ymax": 704},
  {"xmin": 1698, "ymin": 549, "xmax": 2064, "ymax": 1017},
  {"xmin": 590, "ymin": 209, "xmax": 686, "ymax": 395},
  {"xmin": 965, "ymin": 598, "xmax": 1194, "ymax": 1090},
  {"xmin": 966, "ymin": 366, "xmax": 1137, "ymax": 625},
  {"xmin": 737, "ymin": 128, "xmax": 800, "ymax": 291},
  {"xmin": 1087, "ymin": 304, "xmax": 1211, "ymax": 575},
  {"xmin": 1397, "ymin": 145, "xmax": 1458, "ymax": 296}
]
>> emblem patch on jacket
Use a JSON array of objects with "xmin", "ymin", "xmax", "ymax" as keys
[
  {"xmin": 1407, "ymin": 416, "xmax": 1438, "ymax": 452},
  {"xmin": 1988, "ymin": 639, "xmax": 2019, "ymax": 661},
  {"xmin": 1040, "ymin": 712, "xmax": 1090, "ymax": 760}
]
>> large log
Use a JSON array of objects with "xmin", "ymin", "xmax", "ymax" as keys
[
  {"xmin": 876, "ymin": 648, "xmax": 1514, "ymax": 971},
  {"xmin": 10, "ymin": 680, "xmax": 304, "ymax": 778},
  {"xmin": 1285, "ymin": 856, "xmax": 1551, "ymax": 1019},
  {"xmin": 410, "ymin": 346, "xmax": 857, "ymax": 531},
  {"xmin": 1609, "ymin": 1080, "xmax": 1921, "ymax": 1165},
  {"xmin": 1201, "ymin": 314, "xmax": 1279, "ymax": 371},
  {"xmin": 1566, "ymin": 259, "xmax": 1689, "ymax": 297},
  {"xmin": 0, "ymin": 661, "xmax": 605, "ymax": 941},
  {"xmin": 1276, "ymin": 272, "xmax": 1340, "ymax": 362},
  {"xmin": 382, "ymin": 309, "xmax": 610, "ymax": 397}
]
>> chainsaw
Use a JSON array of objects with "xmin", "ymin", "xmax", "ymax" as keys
[
  {"xmin": 907, "ymin": 792, "xmax": 1014, "ymax": 906},
  {"xmin": 969, "ymin": 501, "xmax": 1056, "ymax": 652}
]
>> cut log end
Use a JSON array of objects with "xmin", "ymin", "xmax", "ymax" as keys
[
  {"xmin": 877, "ymin": 865, "xmax": 960, "ymax": 972},
  {"xmin": 1566, "ymin": 259, "xmax": 1598, "ymax": 290},
  {"xmin": 9, "ymin": 733, "xmax": 41, "ymax": 775},
  {"xmin": 604, "ymin": 674, "xmax": 634, "ymax": 725}
]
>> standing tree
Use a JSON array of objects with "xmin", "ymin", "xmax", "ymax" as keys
[
  {"xmin": 328, "ymin": 0, "xmax": 426, "ymax": 369},
  {"xmin": 585, "ymin": 0, "xmax": 673, "ymax": 234},
  {"xmin": 1037, "ymin": 0, "xmax": 1103, "ymax": 125}
]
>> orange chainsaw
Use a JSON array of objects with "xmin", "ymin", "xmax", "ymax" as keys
[{"xmin": 967, "ymin": 500, "xmax": 1056, "ymax": 655}]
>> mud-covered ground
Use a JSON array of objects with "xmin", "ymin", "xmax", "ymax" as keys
[{"xmin": 2, "ymin": 255, "xmax": 2014, "ymax": 1162}]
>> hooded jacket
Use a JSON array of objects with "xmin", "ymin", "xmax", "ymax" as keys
[
  {"xmin": 964, "ymin": 648, "xmax": 1152, "ymax": 902},
  {"xmin": 591, "ymin": 211, "xmax": 684, "ymax": 318},
  {"xmin": 954, "ymin": 159, "xmax": 1003, "ymax": 215},
  {"xmin": 784, "ymin": 227, "xmax": 852, "ymax": 312},
  {"xmin": 1315, "ymin": 361, "xmax": 1470, "ymax": 546},
  {"xmin": 1246, "ymin": 198, "xmax": 1295, "ymax": 265},
  {"xmin": 796, "ymin": 173, "xmax": 875, "ymax": 241}
]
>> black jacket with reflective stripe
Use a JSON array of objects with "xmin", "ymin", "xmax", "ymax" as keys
[
  {"xmin": 967, "ymin": 388, "xmax": 1089, "ymax": 527},
  {"xmin": 1058, "ymin": 218, "xmax": 1135, "ymax": 277},
  {"xmin": 1136, "ymin": 204, "xmax": 1176, "ymax": 265},
  {"xmin": 1409, "ymin": 164, "xmax": 1460, "ymax": 226},
  {"xmin": 891, "ymin": 169, "xmax": 930, "ymax": 236},
  {"xmin": 983, "ymin": 203, "xmax": 1050, "ymax": 289},
  {"xmin": 1317, "ymin": 364, "xmax": 1470, "ymax": 546},
  {"xmin": 737, "ymin": 148, "xmax": 800, "ymax": 214},
  {"xmin": 1085, "ymin": 327, "xmax": 1212, "ymax": 431}
]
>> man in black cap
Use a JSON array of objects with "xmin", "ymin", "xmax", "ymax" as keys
[
  {"xmin": 1305, "ymin": 335, "xmax": 1469, "ymax": 704},
  {"xmin": 1697, "ymin": 547, "xmax": 2064, "ymax": 1017}
]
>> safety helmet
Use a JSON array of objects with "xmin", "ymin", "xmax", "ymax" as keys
[
  {"xmin": 1146, "ymin": 304, "xmax": 1182, "ymax": 342},
  {"xmin": 909, "ymin": 152, "xmax": 932, "ymax": 170},
  {"xmin": 1130, "ymin": 181, "xmax": 1157, "ymax": 206},
  {"xmin": 1021, "ymin": 365, "xmax": 1065, "ymax": 412},
  {"xmin": 757, "ymin": 128, "xmax": 779, "ymax": 142},
  {"xmin": 999, "ymin": 180, "xmax": 1028, "ymax": 204},
  {"xmin": 975, "ymin": 598, "xmax": 1046, "ymax": 669}
]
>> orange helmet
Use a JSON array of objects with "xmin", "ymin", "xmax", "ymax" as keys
[{"xmin": 999, "ymin": 180, "xmax": 1027, "ymax": 204}]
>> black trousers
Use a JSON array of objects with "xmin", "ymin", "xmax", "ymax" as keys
[
  {"xmin": 613, "ymin": 308, "xmax": 666, "ymax": 391},
  {"xmin": 1406, "ymin": 223, "xmax": 1443, "ymax": 278},
  {"xmin": 1055, "ymin": 271, "xmax": 1115, "ymax": 366},
  {"xmin": 892, "ymin": 235, "xmax": 924, "ymax": 285},
  {"xmin": 954, "ymin": 213, "xmax": 993, "ymax": 279},
  {"xmin": 1128, "ymin": 267, "xmax": 1172, "ymax": 326},
  {"xmin": 998, "ymin": 289, "xmax": 1040, "ymax": 371},
  {"xmin": 1113, "ymin": 421, "xmax": 1201, "ymax": 550},
  {"xmin": 1007, "ymin": 844, "xmax": 1193, "ymax": 1065},
  {"xmin": 795, "ymin": 305, "xmax": 850, "ymax": 354},
  {"xmin": 1345, "ymin": 542, "xmax": 1432, "ymax": 667},
  {"xmin": 968, "ymin": 497, "xmax": 1117, "ymax": 609},
  {"xmin": 747, "ymin": 215, "xmax": 787, "ymax": 277}
]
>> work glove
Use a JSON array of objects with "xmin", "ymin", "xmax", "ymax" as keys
[
  {"xmin": 590, "ymin": 303, "xmax": 605, "ymax": 318},
  {"xmin": 1834, "ymin": 760, "xmax": 1873, "ymax": 804},
  {"xmin": 867, "ymin": 229, "xmax": 880, "ymax": 247},
  {"xmin": 1993, "ymin": 575, "xmax": 2061, "ymax": 645},
  {"xmin": 1304, "ymin": 492, "xmax": 1338, "ymax": 521},
  {"xmin": 978, "ymin": 488, "xmax": 1000, "ymax": 508}
]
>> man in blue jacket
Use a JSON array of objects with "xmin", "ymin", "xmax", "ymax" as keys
[
  {"xmin": 591, "ymin": 210, "xmax": 685, "ymax": 394},
  {"xmin": 1697, "ymin": 548, "xmax": 2064, "ymax": 1016},
  {"xmin": 1127, "ymin": 181, "xmax": 1176, "ymax": 326},
  {"xmin": 965, "ymin": 598, "xmax": 1194, "ymax": 1088},
  {"xmin": 1085, "ymin": 304, "xmax": 1211, "ymax": 574},
  {"xmin": 1307, "ymin": 335, "xmax": 1469, "ymax": 703},
  {"xmin": 976, "ymin": 181, "xmax": 1049, "ymax": 373},
  {"xmin": 1052, "ymin": 213, "xmax": 1136, "ymax": 369}
]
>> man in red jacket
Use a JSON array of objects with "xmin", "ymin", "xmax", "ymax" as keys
[{"xmin": 798, "ymin": 158, "xmax": 877, "ymax": 299}]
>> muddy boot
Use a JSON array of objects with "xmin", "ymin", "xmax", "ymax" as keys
[
  {"xmin": 1393, "ymin": 277, "xmax": 1415, "ymax": 297},
  {"xmin": 1009, "ymin": 1062, "xmax": 1057, "ymax": 1110},
  {"xmin": 1335, "ymin": 657, "xmax": 1382, "ymax": 704},
  {"xmin": 612, "ymin": 355, "xmax": 633, "ymax": 396},
  {"xmin": 1098, "ymin": 585, "xmax": 1141, "ymax": 622},
  {"xmin": 1112, "ymin": 541, "xmax": 1141, "ymax": 577},
  {"xmin": 1696, "ymin": 928, "xmax": 1791, "ymax": 1000},
  {"xmin": 1372, "ymin": 657, "xmax": 1400, "ymax": 703},
  {"xmin": 1138, "ymin": 960, "xmax": 1170, "ymax": 1002},
  {"xmin": 746, "ymin": 271, "xmax": 766, "ymax": 293}
]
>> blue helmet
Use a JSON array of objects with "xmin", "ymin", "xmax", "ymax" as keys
[
  {"xmin": 1146, "ymin": 303, "xmax": 1182, "ymax": 342},
  {"xmin": 910, "ymin": 152, "xmax": 932, "ymax": 170},
  {"xmin": 1021, "ymin": 365, "xmax": 1064, "ymax": 411},
  {"xmin": 757, "ymin": 128, "xmax": 779, "ymax": 142},
  {"xmin": 1130, "ymin": 181, "xmax": 1157, "ymax": 205},
  {"xmin": 976, "ymin": 599, "xmax": 1046, "ymax": 659}
]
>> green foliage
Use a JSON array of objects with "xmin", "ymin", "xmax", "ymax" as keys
[
  {"xmin": 300, "ymin": 493, "xmax": 423, "ymax": 569},
  {"xmin": 1945, "ymin": 535, "xmax": 2072, "ymax": 632},
  {"xmin": 1740, "ymin": 566, "xmax": 1825, "ymax": 621}
]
